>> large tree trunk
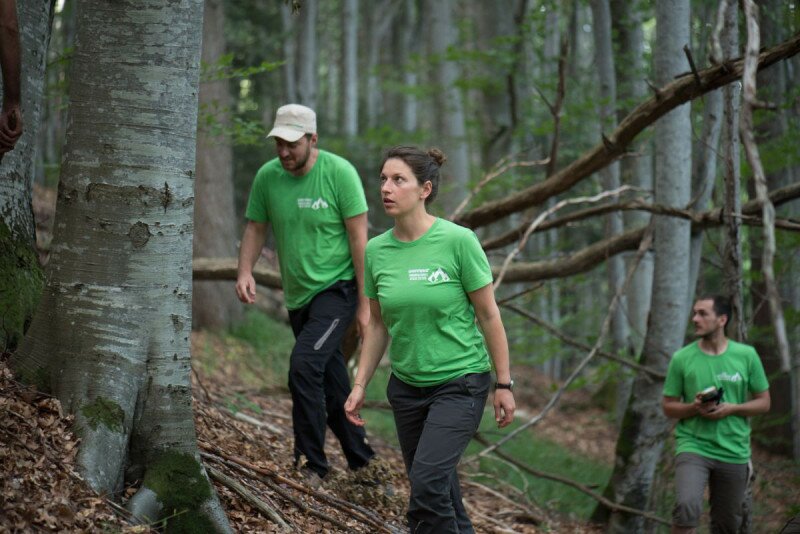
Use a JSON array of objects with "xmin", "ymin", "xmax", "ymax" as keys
[
  {"xmin": 429, "ymin": 0, "xmax": 470, "ymax": 213},
  {"xmin": 192, "ymin": 0, "xmax": 241, "ymax": 330},
  {"xmin": 0, "ymin": 0, "xmax": 52, "ymax": 352},
  {"xmin": 11, "ymin": 1, "xmax": 230, "ymax": 530},
  {"xmin": 596, "ymin": 2, "xmax": 693, "ymax": 531}
]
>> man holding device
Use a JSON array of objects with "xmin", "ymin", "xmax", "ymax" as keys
[{"xmin": 662, "ymin": 295, "xmax": 770, "ymax": 534}]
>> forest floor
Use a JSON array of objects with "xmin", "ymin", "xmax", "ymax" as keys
[{"xmin": 2, "ymin": 322, "xmax": 799, "ymax": 532}]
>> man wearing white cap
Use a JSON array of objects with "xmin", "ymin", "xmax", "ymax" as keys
[{"xmin": 236, "ymin": 104, "xmax": 375, "ymax": 486}]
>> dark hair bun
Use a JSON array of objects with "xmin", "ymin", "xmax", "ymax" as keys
[{"xmin": 427, "ymin": 147, "xmax": 447, "ymax": 167}]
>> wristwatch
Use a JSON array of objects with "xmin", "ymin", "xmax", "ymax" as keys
[{"xmin": 494, "ymin": 380, "xmax": 514, "ymax": 391}]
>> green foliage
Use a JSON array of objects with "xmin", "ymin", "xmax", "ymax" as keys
[
  {"xmin": 80, "ymin": 397, "xmax": 125, "ymax": 433},
  {"xmin": 226, "ymin": 309, "xmax": 295, "ymax": 389},
  {"xmin": 200, "ymin": 53, "xmax": 283, "ymax": 83},
  {"xmin": 143, "ymin": 450, "xmax": 213, "ymax": 533}
]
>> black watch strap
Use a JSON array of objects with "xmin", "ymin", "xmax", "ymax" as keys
[{"xmin": 494, "ymin": 380, "xmax": 514, "ymax": 391}]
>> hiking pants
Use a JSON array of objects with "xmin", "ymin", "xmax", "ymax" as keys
[{"xmin": 288, "ymin": 279, "xmax": 374, "ymax": 477}]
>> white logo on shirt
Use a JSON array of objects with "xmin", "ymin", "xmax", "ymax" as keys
[
  {"xmin": 297, "ymin": 197, "xmax": 329, "ymax": 209},
  {"xmin": 408, "ymin": 268, "xmax": 430, "ymax": 281},
  {"xmin": 427, "ymin": 268, "xmax": 450, "ymax": 283},
  {"xmin": 717, "ymin": 371, "xmax": 742, "ymax": 383}
]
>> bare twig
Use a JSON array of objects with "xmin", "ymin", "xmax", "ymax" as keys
[
  {"xmin": 501, "ymin": 303, "xmax": 665, "ymax": 379},
  {"xmin": 683, "ymin": 45, "xmax": 702, "ymax": 87},
  {"xmin": 739, "ymin": 0, "xmax": 791, "ymax": 372},
  {"xmin": 493, "ymin": 186, "xmax": 635, "ymax": 290},
  {"xmin": 474, "ymin": 226, "xmax": 654, "ymax": 457},
  {"xmin": 710, "ymin": 0, "xmax": 734, "ymax": 65},
  {"xmin": 225, "ymin": 409, "xmax": 284, "ymax": 435},
  {"xmin": 207, "ymin": 464, "xmax": 292, "ymax": 531},
  {"xmin": 471, "ymin": 433, "xmax": 670, "ymax": 527},
  {"xmin": 449, "ymin": 157, "xmax": 549, "ymax": 221},
  {"xmin": 462, "ymin": 499, "xmax": 519, "ymax": 533},
  {"xmin": 461, "ymin": 479, "xmax": 544, "ymax": 524}
]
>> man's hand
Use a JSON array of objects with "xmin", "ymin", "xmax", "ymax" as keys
[
  {"xmin": 700, "ymin": 402, "xmax": 735, "ymax": 420},
  {"xmin": 355, "ymin": 300, "xmax": 370, "ymax": 339},
  {"xmin": 344, "ymin": 384, "xmax": 367, "ymax": 427},
  {"xmin": 0, "ymin": 105, "xmax": 22, "ymax": 154},
  {"xmin": 493, "ymin": 389, "xmax": 515, "ymax": 428},
  {"xmin": 235, "ymin": 273, "xmax": 257, "ymax": 304}
]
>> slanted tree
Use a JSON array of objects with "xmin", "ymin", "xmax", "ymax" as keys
[
  {"xmin": 11, "ymin": 1, "xmax": 230, "ymax": 530},
  {"xmin": 0, "ymin": 0, "xmax": 53, "ymax": 352}
]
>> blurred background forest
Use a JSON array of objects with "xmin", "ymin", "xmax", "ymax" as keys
[{"xmin": 8, "ymin": 0, "xmax": 800, "ymax": 531}]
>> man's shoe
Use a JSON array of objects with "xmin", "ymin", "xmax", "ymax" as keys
[{"xmin": 299, "ymin": 467, "xmax": 324, "ymax": 490}]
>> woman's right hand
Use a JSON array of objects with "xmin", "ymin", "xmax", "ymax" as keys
[{"xmin": 344, "ymin": 384, "xmax": 367, "ymax": 426}]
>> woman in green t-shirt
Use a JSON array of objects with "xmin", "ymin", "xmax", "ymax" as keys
[{"xmin": 344, "ymin": 146, "xmax": 515, "ymax": 534}]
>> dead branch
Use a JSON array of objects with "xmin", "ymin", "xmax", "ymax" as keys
[
  {"xmin": 461, "ymin": 479, "xmax": 545, "ymax": 525},
  {"xmin": 470, "ymin": 433, "xmax": 670, "ymax": 527},
  {"xmin": 449, "ymin": 157, "xmax": 549, "ymax": 221},
  {"xmin": 740, "ymin": 1, "xmax": 791, "ymax": 372},
  {"xmin": 198, "ymin": 445, "xmax": 400, "ymax": 534},
  {"xmin": 472, "ymin": 227, "xmax": 653, "ymax": 459},
  {"xmin": 462, "ymin": 499, "xmax": 520, "ymax": 533},
  {"xmin": 206, "ymin": 464, "xmax": 292, "ymax": 531},
  {"xmin": 501, "ymin": 303, "xmax": 665, "ymax": 380},
  {"xmin": 683, "ymin": 45, "xmax": 702, "ymax": 87},
  {"xmin": 493, "ymin": 186, "xmax": 635, "ymax": 290},
  {"xmin": 227, "ymin": 409, "xmax": 284, "ymax": 435},
  {"xmin": 710, "ymin": 0, "xmax": 735, "ymax": 65},
  {"xmin": 455, "ymin": 33, "xmax": 800, "ymax": 229}
]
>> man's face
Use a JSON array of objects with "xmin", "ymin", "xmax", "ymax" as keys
[
  {"xmin": 274, "ymin": 134, "xmax": 314, "ymax": 174},
  {"xmin": 692, "ymin": 299, "xmax": 726, "ymax": 338}
]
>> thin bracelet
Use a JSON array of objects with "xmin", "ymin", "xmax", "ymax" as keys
[{"xmin": 353, "ymin": 382, "xmax": 366, "ymax": 390}]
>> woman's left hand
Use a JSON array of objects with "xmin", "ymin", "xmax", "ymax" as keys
[{"xmin": 493, "ymin": 389, "xmax": 515, "ymax": 428}]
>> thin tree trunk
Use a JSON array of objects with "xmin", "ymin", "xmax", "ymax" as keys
[
  {"xmin": 719, "ymin": 3, "xmax": 745, "ymax": 340},
  {"xmin": 297, "ymin": 0, "xmax": 318, "ymax": 108},
  {"xmin": 400, "ymin": 0, "xmax": 419, "ymax": 133},
  {"xmin": 591, "ymin": 0, "xmax": 629, "ymax": 364},
  {"xmin": 281, "ymin": 3, "xmax": 298, "ymax": 103},
  {"xmin": 342, "ymin": 0, "xmax": 358, "ymax": 136},
  {"xmin": 0, "ymin": 0, "xmax": 53, "ymax": 351},
  {"xmin": 611, "ymin": 0, "xmax": 652, "ymax": 356},
  {"xmin": 11, "ymin": 1, "xmax": 230, "ymax": 530},
  {"xmin": 192, "ymin": 0, "xmax": 241, "ymax": 330},
  {"xmin": 597, "ymin": 2, "xmax": 693, "ymax": 531},
  {"xmin": 429, "ymin": 0, "xmax": 470, "ymax": 213}
]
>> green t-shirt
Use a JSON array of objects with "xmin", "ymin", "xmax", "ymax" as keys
[
  {"xmin": 663, "ymin": 340, "xmax": 769, "ymax": 463},
  {"xmin": 364, "ymin": 218, "xmax": 494, "ymax": 387},
  {"xmin": 245, "ymin": 150, "xmax": 367, "ymax": 309}
]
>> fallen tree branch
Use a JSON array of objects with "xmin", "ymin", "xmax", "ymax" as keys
[
  {"xmin": 206, "ymin": 464, "xmax": 292, "ymax": 532},
  {"xmin": 470, "ymin": 433, "xmax": 670, "ymax": 527},
  {"xmin": 493, "ymin": 186, "xmax": 635, "ymax": 290},
  {"xmin": 455, "ymin": 32, "xmax": 800, "ymax": 229},
  {"xmin": 469, "ymin": 226, "xmax": 654, "ymax": 459},
  {"xmin": 501, "ymin": 303, "xmax": 665, "ymax": 380},
  {"xmin": 194, "ymin": 258, "xmax": 281, "ymax": 289},
  {"xmin": 461, "ymin": 478, "xmax": 544, "ymax": 524}
]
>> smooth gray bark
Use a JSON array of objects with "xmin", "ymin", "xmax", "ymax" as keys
[
  {"xmin": 611, "ymin": 0, "xmax": 652, "ymax": 355},
  {"xmin": 193, "ymin": 0, "xmax": 241, "ymax": 330},
  {"xmin": 591, "ymin": 0, "xmax": 629, "ymax": 362},
  {"xmin": 11, "ymin": 1, "xmax": 230, "ymax": 530},
  {"xmin": 400, "ymin": 0, "xmax": 419, "ymax": 133},
  {"xmin": 342, "ymin": 0, "xmax": 358, "ymax": 136},
  {"xmin": 0, "ymin": 0, "xmax": 52, "ymax": 351},
  {"xmin": 297, "ymin": 0, "xmax": 318, "ymax": 108},
  {"xmin": 600, "ymin": 2, "xmax": 693, "ymax": 531},
  {"xmin": 429, "ymin": 0, "xmax": 470, "ymax": 213},
  {"xmin": 280, "ymin": 3, "xmax": 298, "ymax": 103}
]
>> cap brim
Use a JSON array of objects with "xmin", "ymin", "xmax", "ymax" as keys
[{"xmin": 266, "ymin": 127, "xmax": 305, "ymax": 142}]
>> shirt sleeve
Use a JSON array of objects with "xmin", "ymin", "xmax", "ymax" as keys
[
  {"xmin": 748, "ymin": 349, "xmax": 769, "ymax": 394},
  {"xmin": 336, "ymin": 159, "xmax": 368, "ymax": 219},
  {"xmin": 364, "ymin": 242, "xmax": 377, "ymax": 299},
  {"xmin": 459, "ymin": 230, "xmax": 493, "ymax": 293},
  {"xmin": 663, "ymin": 354, "xmax": 684, "ymax": 398},
  {"xmin": 245, "ymin": 169, "xmax": 270, "ymax": 223}
]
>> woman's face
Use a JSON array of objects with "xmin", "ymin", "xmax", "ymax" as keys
[{"xmin": 380, "ymin": 158, "xmax": 430, "ymax": 217}]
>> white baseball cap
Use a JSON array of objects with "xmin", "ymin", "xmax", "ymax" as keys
[{"xmin": 266, "ymin": 104, "xmax": 317, "ymax": 142}]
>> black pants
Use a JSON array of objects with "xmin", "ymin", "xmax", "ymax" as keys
[
  {"xmin": 288, "ymin": 279, "xmax": 374, "ymax": 477},
  {"xmin": 387, "ymin": 372, "xmax": 490, "ymax": 534}
]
